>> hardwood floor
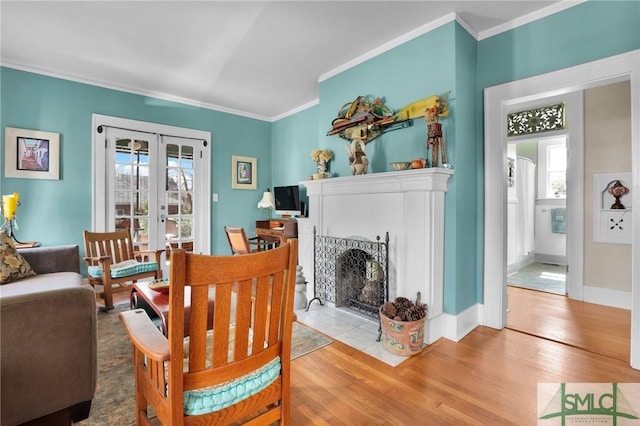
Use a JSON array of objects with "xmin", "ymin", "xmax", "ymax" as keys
[
  {"xmin": 507, "ymin": 285, "xmax": 631, "ymax": 362},
  {"xmin": 290, "ymin": 308, "xmax": 639, "ymax": 424},
  {"xmin": 109, "ymin": 286, "xmax": 639, "ymax": 423}
]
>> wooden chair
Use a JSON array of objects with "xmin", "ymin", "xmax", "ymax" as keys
[
  {"xmin": 119, "ymin": 239, "xmax": 298, "ymax": 425},
  {"xmin": 225, "ymin": 226, "xmax": 276, "ymax": 255},
  {"xmin": 83, "ymin": 229, "xmax": 163, "ymax": 310}
]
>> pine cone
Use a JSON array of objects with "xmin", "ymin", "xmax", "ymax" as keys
[
  {"xmin": 381, "ymin": 296, "xmax": 428, "ymax": 321},
  {"xmin": 381, "ymin": 302, "xmax": 397, "ymax": 318},
  {"xmin": 406, "ymin": 305, "xmax": 427, "ymax": 321},
  {"xmin": 395, "ymin": 297, "xmax": 411, "ymax": 308},
  {"xmin": 415, "ymin": 304, "xmax": 428, "ymax": 320},
  {"xmin": 395, "ymin": 307, "xmax": 408, "ymax": 321}
]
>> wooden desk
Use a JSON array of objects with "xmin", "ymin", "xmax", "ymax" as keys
[{"xmin": 255, "ymin": 219, "xmax": 298, "ymax": 246}]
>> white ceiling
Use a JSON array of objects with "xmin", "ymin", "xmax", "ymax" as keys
[{"xmin": 1, "ymin": 1, "xmax": 578, "ymax": 121}]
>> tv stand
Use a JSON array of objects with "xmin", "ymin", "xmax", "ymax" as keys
[{"xmin": 255, "ymin": 219, "xmax": 298, "ymax": 246}]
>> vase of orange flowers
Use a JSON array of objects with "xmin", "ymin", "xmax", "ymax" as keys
[{"xmin": 311, "ymin": 149, "xmax": 334, "ymax": 179}]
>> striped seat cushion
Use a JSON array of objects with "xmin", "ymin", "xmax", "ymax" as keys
[{"xmin": 88, "ymin": 259, "xmax": 157, "ymax": 278}]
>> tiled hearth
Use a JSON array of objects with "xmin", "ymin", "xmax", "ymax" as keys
[{"xmin": 294, "ymin": 302, "xmax": 410, "ymax": 367}]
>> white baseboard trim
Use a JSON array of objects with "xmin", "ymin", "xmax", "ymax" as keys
[
  {"xmin": 583, "ymin": 285, "xmax": 632, "ymax": 310},
  {"xmin": 427, "ymin": 303, "xmax": 482, "ymax": 344}
]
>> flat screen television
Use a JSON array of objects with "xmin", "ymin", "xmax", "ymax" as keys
[{"xmin": 273, "ymin": 185, "xmax": 301, "ymax": 217}]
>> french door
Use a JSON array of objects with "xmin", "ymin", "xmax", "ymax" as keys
[{"xmin": 92, "ymin": 115, "xmax": 211, "ymax": 273}]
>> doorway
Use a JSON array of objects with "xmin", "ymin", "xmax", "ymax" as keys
[
  {"xmin": 507, "ymin": 138, "xmax": 567, "ymax": 296},
  {"xmin": 482, "ymin": 50, "xmax": 640, "ymax": 369},
  {"xmin": 91, "ymin": 114, "xmax": 211, "ymax": 275}
]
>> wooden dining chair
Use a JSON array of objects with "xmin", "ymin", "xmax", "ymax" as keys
[
  {"xmin": 83, "ymin": 229, "xmax": 163, "ymax": 310},
  {"xmin": 224, "ymin": 226, "xmax": 275, "ymax": 255},
  {"xmin": 119, "ymin": 239, "xmax": 298, "ymax": 425}
]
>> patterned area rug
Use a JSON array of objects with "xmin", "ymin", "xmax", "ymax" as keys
[{"xmin": 77, "ymin": 305, "xmax": 331, "ymax": 425}]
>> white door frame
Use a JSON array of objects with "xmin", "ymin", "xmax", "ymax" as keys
[
  {"xmin": 91, "ymin": 114, "xmax": 211, "ymax": 254},
  {"xmin": 505, "ymin": 90, "xmax": 583, "ymax": 300},
  {"xmin": 483, "ymin": 50, "xmax": 640, "ymax": 369}
]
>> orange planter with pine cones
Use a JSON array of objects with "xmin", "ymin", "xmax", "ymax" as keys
[{"xmin": 379, "ymin": 294, "xmax": 428, "ymax": 356}]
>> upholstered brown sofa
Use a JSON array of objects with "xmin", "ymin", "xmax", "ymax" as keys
[{"xmin": 0, "ymin": 245, "xmax": 97, "ymax": 425}]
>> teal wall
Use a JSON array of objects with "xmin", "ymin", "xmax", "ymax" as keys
[
  {"xmin": 0, "ymin": 68, "xmax": 272, "ymax": 255},
  {"xmin": 267, "ymin": 1, "xmax": 640, "ymax": 315},
  {"xmin": 316, "ymin": 22, "xmax": 483, "ymax": 314},
  {"xmin": 271, "ymin": 105, "xmax": 319, "ymax": 203},
  {"xmin": 1, "ymin": 0, "xmax": 638, "ymax": 313},
  {"xmin": 478, "ymin": 1, "xmax": 640, "ymax": 89},
  {"xmin": 448, "ymin": 24, "xmax": 479, "ymax": 313},
  {"xmin": 319, "ymin": 23, "xmax": 457, "ymax": 177}
]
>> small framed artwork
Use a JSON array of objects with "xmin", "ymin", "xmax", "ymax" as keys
[
  {"xmin": 231, "ymin": 155, "xmax": 257, "ymax": 190},
  {"xmin": 4, "ymin": 127, "xmax": 60, "ymax": 180}
]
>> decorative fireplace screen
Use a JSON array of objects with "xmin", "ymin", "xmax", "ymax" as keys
[{"xmin": 307, "ymin": 227, "xmax": 389, "ymax": 319}]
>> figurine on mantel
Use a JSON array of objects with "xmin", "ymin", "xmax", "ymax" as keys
[
  {"xmin": 343, "ymin": 126, "xmax": 369, "ymax": 175},
  {"xmin": 424, "ymin": 94, "xmax": 452, "ymax": 169}
]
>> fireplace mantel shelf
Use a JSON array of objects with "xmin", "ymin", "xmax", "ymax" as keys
[{"xmin": 301, "ymin": 167, "xmax": 454, "ymax": 195}]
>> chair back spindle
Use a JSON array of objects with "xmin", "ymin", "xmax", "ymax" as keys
[{"xmin": 120, "ymin": 239, "xmax": 298, "ymax": 425}]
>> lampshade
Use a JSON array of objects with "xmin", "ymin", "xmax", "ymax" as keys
[
  {"xmin": 2, "ymin": 192, "xmax": 19, "ymax": 221},
  {"xmin": 257, "ymin": 190, "xmax": 275, "ymax": 210}
]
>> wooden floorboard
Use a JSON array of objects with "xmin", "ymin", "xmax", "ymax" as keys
[
  {"xmin": 110, "ymin": 284, "xmax": 638, "ymax": 423},
  {"xmin": 506, "ymin": 285, "xmax": 631, "ymax": 362},
  {"xmin": 291, "ymin": 312, "xmax": 639, "ymax": 424}
]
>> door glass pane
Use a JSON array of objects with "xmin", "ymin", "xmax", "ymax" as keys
[
  {"xmin": 114, "ymin": 138, "xmax": 151, "ymax": 250},
  {"xmin": 165, "ymin": 143, "xmax": 194, "ymax": 253}
]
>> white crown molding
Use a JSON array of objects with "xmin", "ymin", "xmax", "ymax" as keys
[
  {"xmin": 318, "ymin": 13, "xmax": 457, "ymax": 83},
  {"xmin": 271, "ymin": 98, "xmax": 319, "ymax": 122},
  {"xmin": 455, "ymin": 14, "xmax": 478, "ymax": 40},
  {"xmin": 477, "ymin": 0, "xmax": 587, "ymax": 40},
  {"xmin": 2, "ymin": 2, "xmax": 587, "ymax": 121},
  {"xmin": 0, "ymin": 61, "xmax": 272, "ymax": 122}
]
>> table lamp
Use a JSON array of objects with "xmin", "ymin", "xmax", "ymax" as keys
[
  {"xmin": 257, "ymin": 189, "xmax": 275, "ymax": 219},
  {"xmin": 1, "ymin": 192, "xmax": 40, "ymax": 247},
  {"xmin": 1, "ymin": 192, "xmax": 22, "ymax": 242},
  {"xmin": 2, "ymin": 192, "xmax": 19, "ymax": 221}
]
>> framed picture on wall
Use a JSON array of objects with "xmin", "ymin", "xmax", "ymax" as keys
[
  {"xmin": 4, "ymin": 127, "xmax": 60, "ymax": 180},
  {"xmin": 231, "ymin": 155, "xmax": 256, "ymax": 190}
]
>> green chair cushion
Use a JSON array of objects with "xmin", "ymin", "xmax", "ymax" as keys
[
  {"xmin": 88, "ymin": 259, "xmax": 157, "ymax": 278},
  {"xmin": 182, "ymin": 357, "xmax": 281, "ymax": 416}
]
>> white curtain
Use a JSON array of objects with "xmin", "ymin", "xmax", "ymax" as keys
[{"xmin": 515, "ymin": 157, "xmax": 535, "ymax": 256}]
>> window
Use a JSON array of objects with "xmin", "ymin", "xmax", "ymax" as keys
[{"xmin": 538, "ymin": 138, "xmax": 567, "ymax": 199}]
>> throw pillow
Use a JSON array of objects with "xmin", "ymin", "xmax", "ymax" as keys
[{"xmin": 0, "ymin": 230, "xmax": 36, "ymax": 284}]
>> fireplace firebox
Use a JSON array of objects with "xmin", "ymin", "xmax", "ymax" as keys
[{"xmin": 307, "ymin": 227, "xmax": 389, "ymax": 319}]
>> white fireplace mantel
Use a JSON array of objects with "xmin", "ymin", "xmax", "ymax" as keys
[{"xmin": 298, "ymin": 168, "xmax": 453, "ymax": 341}]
